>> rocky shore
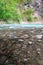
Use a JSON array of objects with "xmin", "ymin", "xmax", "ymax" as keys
[{"xmin": 0, "ymin": 28, "xmax": 43, "ymax": 65}]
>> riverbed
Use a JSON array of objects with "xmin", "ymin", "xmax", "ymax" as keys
[{"xmin": 0, "ymin": 27, "xmax": 43, "ymax": 65}]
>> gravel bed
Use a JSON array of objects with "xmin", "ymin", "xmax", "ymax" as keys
[{"xmin": 0, "ymin": 28, "xmax": 43, "ymax": 65}]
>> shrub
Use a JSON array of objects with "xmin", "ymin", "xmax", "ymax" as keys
[
  {"xmin": 23, "ymin": 8, "xmax": 34, "ymax": 22},
  {"xmin": 0, "ymin": 0, "xmax": 21, "ymax": 22}
]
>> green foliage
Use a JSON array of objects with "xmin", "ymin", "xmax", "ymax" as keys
[
  {"xmin": 26, "ymin": 8, "xmax": 34, "ymax": 21},
  {"xmin": 27, "ymin": 16, "xmax": 33, "ymax": 21},
  {"xmin": 0, "ymin": 0, "xmax": 36, "ymax": 23},
  {"xmin": 25, "ymin": 8, "xmax": 38, "ymax": 22},
  {"xmin": 0, "ymin": 0, "xmax": 21, "ymax": 22},
  {"xmin": 23, "ymin": 8, "xmax": 34, "ymax": 21},
  {"xmin": 26, "ymin": 8, "xmax": 33, "ymax": 15},
  {"xmin": 33, "ymin": 17, "xmax": 38, "ymax": 21}
]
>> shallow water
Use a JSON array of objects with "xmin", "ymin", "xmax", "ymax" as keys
[{"xmin": 0, "ymin": 24, "xmax": 43, "ymax": 30}]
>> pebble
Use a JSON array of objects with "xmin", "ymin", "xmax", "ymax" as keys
[
  {"xmin": 24, "ymin": 58, "xmax": 27, "ymax": 61},
  {"xmin": 20, "ymin": 34, "xmax": 29, "ymax": 38},
  {"xmin": 0, "ymin": 28, "xmax": 43, "ymax": 65},
  {"xmin": 18, "ymin": 39, "xmax": 24, "ymax": 42},
  {"xmin": 37, "ymin": 48, "xmax": 41, "ymax": 54},
  {"xmin": 27, "ymin": 51, "xmax": 30, "ymax": 54},
  {"xmin": 28, "ymin": 41, "xmax": 32, "ymax": 45},
  {"xmin": 38, "ymin": 39, "xmax": 41, "ymax": 42},
  {"xmin": 14, "ymin": 36, "xmax": 18, "ymax": 39},
  {"xmin": 24, "ymin": 34, "xmax": 29, "ymax": 38},
  {"xmin": 36, "ymin": 34, "xmax": 42, "ymax": 39},
  {"xmin": 31, "ymin": 30, "xmax": 34, "ymax": 33},
  {"xmin": 37, "ymin": 48, "xmax": 41, "ymax": 51}
]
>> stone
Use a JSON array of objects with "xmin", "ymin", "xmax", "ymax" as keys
[
  {"xmin": 18, "ymin": 39, "xmax": 24, "ymax": 42},
  {"xmin": 0, "ymin": 27, "xmax": 43, "ymax": 65},
  {"xmin": 28, "ymin": 41, "xmax": 33, "ymax": 45},
  {"xmin": 20, "ymin": 34, "xmax": 29, "ymax": 39},
  {"xmin": 24, "ymin": 34, "xmax": 29, "ymax": 37},
  {"xmin": 24, "ymin": 58, "xmax": 28, "ymax": 61},
  {"xmin": 31, "ymin": 30, "xmax": 34, "ymax": 33},
  {"xmin": 36, "ymin": 34, "xmax": 42, "ymax": 39},
  {"xmin": 27, "ymin": 51, "xmax": 30, "ymax": 54}
]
